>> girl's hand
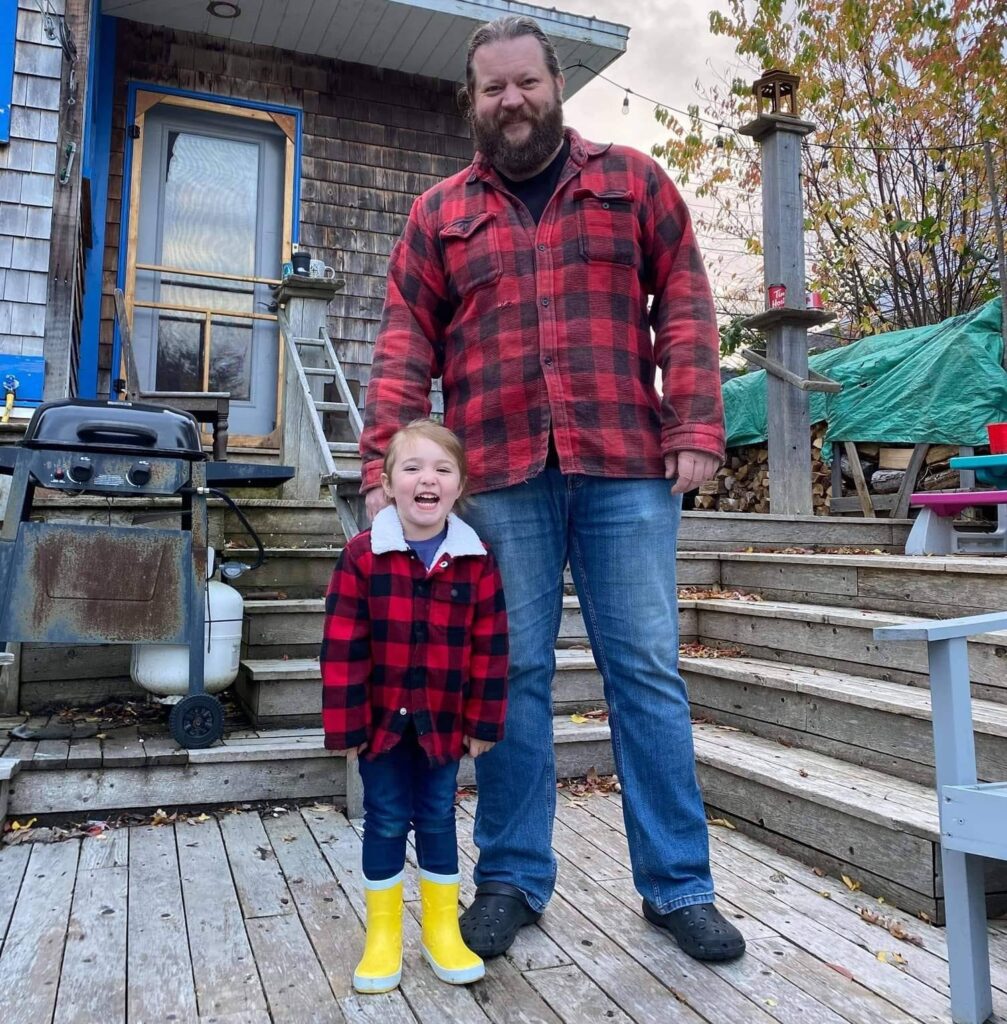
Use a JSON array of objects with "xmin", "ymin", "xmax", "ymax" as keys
[{"xmin": 464, "ymin": 736, "xmax": 495, "ymax": 758}]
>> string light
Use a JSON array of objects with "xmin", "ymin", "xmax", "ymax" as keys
[{"xmin": 563, "ymin": 60, "xmax": 995, "ymax": 156}]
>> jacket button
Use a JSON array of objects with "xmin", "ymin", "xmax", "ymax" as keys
[
  {"xmin": 537, "ymin": 243, "xmax": 546, "ymax": 251},
  {"xmin": 451, "ymin": 588, "xmax": 458, "ymax": 597},
  {"xmin": 439, "ymin": 561, "xmax": 448, "ymax": 568},
  {"xmin": 399, "ymin": 708, "xmax": 407, "ymax": 716}
]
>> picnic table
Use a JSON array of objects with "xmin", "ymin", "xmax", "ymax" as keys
[{"xmin": 905, "ymin": 454, "xmax": 1007, "ymax": 555}]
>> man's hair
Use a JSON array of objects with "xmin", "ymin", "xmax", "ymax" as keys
[
  {"xmin": 459, "ymin": 15, "xmax": 562, "ymax": 114},
  {"xmin": 383, "ymin": 419, "xmax": 468, "ymax": 497}
]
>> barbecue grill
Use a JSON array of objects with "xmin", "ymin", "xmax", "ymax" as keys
[{"xmin": 0, "ymin": 399, "xmax": 294, "ymax": 747}]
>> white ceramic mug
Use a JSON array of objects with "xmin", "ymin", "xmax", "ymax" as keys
[{"xmin": 309, "ymin": 259, "xmax": 336, "ymax": 280}]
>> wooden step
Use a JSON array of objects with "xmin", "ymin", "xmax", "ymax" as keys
[
  {"xmin": 241, "ymin": 594, "xmax": 592, "ymax": 660},
  {"xmin": 691, "ymin": 721, "xmax": 1007, "ymax": 923},
  {"xmin": 713, "ymin": 550, "xmax": 1007, "ymax": 618},
  {"xmin": 235, "ymin": 648, "xmax": 607, "ymax": 728},
  {"xmin": 681, "ymin": 654, "xmax": 1007, "ymax": 785},
  {"xmin": 688, "ymin": 596, "xmax": 1007, "ymax": 703},
  {"xmin": 677, "ymin": 510, "xmax": 910, "ymax": 552},
  {"xmin": 4, "ymin": 716, "xmax": 614, "ymax": 817}
]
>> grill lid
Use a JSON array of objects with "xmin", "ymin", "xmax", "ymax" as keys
[{"xmin": 22, "ymin": 400, "xmax": 205, "ymax": 458}]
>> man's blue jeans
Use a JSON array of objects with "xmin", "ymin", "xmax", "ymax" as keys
[{"xmin": 464, "ymin": 471, "xmax": 714, "ymax": 914}]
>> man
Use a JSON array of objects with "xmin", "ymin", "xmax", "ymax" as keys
[{"xmin": 359, "ymin": 15, "xmax": 744, "ymax": 963}]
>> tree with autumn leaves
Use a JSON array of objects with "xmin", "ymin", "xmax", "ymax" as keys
[{"xmin": 656, "ymin": 0, "xmax": 1007, "ymax": 338}]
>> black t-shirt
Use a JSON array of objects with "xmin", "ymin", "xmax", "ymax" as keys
[
  {"xmin": 499, "ymin": 139, "xmax": 571, "ymax": 468},
  {"xmin": 499, "ymin": 138, "xmax": 570, "ymax": 225}
]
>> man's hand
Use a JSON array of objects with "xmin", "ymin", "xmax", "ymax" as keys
[
  {"xmin": 664, "ymin": 450, "xmax": 720, "ymax": 495},
  {"xmin": 463, "ymin": 736, "xmax": 495, "ymax": 758},
  {"xmin": 365, "ymin": 487, "xmax": 392, "ymax": 522},
  {"xmin": 343, "ymin": 743, "xmax": 368, "ymax": 757}
]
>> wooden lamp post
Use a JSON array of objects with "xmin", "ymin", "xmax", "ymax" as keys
[{"xmin": 739, "ymin": 69, "xmax": 838, "ymax": 517}]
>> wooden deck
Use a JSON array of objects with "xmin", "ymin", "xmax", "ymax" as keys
[{"xmin": 0, "ymin": 792, "xmax": 1004, "ymax": 1024}]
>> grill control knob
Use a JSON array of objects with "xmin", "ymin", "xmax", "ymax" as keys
[
  {"xmin": 128, "ymin": 461, "xmax": 152, "ymax": 487},
  {"xmin": 69, "ymin": 456, "xmax": 93, "ymax": 483}
]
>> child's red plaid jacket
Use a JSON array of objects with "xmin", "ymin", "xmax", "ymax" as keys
[{"xmin": 321, "ymin": 507, "xmax": 508, "ymax": 765}]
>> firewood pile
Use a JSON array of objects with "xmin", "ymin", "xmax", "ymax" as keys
[{"xmin": 694, "ymin": 429, "xmax": 964, "ymax": 515}]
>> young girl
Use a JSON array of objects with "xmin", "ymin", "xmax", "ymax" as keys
[{"xmin": 321, "ymin": 419, "xmax": 508, "ymax": 994}]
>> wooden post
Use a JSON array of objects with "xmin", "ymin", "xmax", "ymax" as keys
[
  {"xmin": 739, "ymin": 78, "xmax": 834, "ymax": 517},
  {"xmin": 274, "ymin": 277, "xmax": 343, "ymax": 500}
]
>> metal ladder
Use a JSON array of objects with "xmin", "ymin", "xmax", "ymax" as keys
[{"xmin": 277, "ymin": 311, "xmax": 364, "ymax": 541}]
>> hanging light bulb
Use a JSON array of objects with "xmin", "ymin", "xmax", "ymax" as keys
[{"xmin": 622, "ymin": 90, "xmax": 631, "ymax": 115}]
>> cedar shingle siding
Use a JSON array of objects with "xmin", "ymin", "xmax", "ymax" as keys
[
  {"xmin": 0, "ymin": 0, "xmax": 63, "ymax": 358},
  {"xmin": 100, "ymin": 20, "xmax": 472, "ymax": 403}
]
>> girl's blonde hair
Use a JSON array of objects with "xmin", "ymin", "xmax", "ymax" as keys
[{"xmin": 383, "ymin": 419, "xmax": 468, "ymax": 499}]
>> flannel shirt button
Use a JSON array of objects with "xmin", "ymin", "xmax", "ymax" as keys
[
  {"xmin": 602, "ymin": 202, "xmax": 610, "ymax": 209},
  {"xmin": 399, "ymin": 708, "xmax": 407, "ymax": 716},
  {"xmin": 543, "ymin": 356, "xmax": 553, "ymax": 366},
  {"xmin": 439, "ymin": 560, "xmax": 448, "ymax": 568},
  {"xmin": 541, "ymin": 297, "xmax": 550, "ymax": 307},
  {"xmin": 537, "ymin": 243, "xmax": 546, "ymax": 251}
]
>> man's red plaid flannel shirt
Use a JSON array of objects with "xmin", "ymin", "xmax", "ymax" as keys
[
  {"xmin": 320, "ymin": 507, "xmax": 508, "ymax": 765},
  {"xmin": 360, "ymin": 127, "xmax": 724, "ymax": 495}
]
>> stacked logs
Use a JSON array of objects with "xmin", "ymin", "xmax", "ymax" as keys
[{"xmin": 693, "ymin": 431, "xmax": 962, "ymax": 515}]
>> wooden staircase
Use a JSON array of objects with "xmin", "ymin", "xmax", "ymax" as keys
[{"xmin": 10, "ymin": 463, "xmax": 1007, "ymax": 923}]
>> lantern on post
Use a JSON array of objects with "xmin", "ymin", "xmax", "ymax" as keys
[{"xmin": 752, "ymin": 69, "xmax": 802, "ymax": 118}]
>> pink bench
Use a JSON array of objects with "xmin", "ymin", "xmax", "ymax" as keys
[{"xmin": 906, "ymin": 490, "xmax": 1007, "ymax": 554}]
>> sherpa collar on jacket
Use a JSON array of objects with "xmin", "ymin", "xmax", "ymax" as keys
[{"xmin": 370, "ymin": 506, "xmax": 486, "ymax": 562}]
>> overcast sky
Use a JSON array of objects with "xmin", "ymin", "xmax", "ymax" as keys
[{"xmin": 559, "ymin": 0, "xmax": 764, "ymax": 310}]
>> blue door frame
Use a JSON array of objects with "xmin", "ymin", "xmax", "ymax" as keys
[{"xmin": 78, "ymin": 26, "xmax": 302, "ymax": 400}]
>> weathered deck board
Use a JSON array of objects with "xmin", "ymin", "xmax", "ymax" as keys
[
  {"xmin": 127, "ymin": 825, "xmax": 199, "ymax": 1024},
  {"xmin": 0, "ymin": 801, "xmax": 1002, "ymax": 1023},
  {"xmin": 0, "ymin": 840, "xmax": 78, "ymax": 1024},
  {"xmin": 176, "ymin": 818, "xmax": 269, "ymax": 1019},
  {"xmin": 53, "ymin": 857, "xmax": 128, "ymax": 1024}
]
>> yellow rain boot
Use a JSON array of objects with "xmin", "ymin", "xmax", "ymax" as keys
[
  {"xmin": 419, "ymin": 870, "xmax": 485, "ymax": 984},
  {"xmin": 354, "ymin": 874, "xmax": 404, "ymax": 994}
]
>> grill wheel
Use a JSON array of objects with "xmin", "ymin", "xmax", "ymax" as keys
[{"xmin": 169, "ymin": 693, "xmax": 225, "ymax": 749}]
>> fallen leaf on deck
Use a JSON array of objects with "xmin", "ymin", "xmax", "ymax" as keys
[
  {"xmin": 812, "ymin": 867, "xmax": 827, "ymax": 877},
  {"xmin": 876, "ymin": 950, "xmax": 908, "ymax": 968},
  {"xmin": 827, "ymin": 963, "xmax": 854, "ymax": 980},
  {"xmin": 10, "ymin": 818, "xmax": 37, "ymax": 832},
  {"xmin": 707, "ymin": 817, "xmax": 736, "ymax": 830},
  {"xmin": 819, "ymin": 891, "xmax": 832, "ymax": 899},
  {"xmin": 570, "ymin": 714, "xmax": 589, "ymax": 724},
  {"xmin": 841, "ymin": 874, "xmax": 861, "ymax": 892}
]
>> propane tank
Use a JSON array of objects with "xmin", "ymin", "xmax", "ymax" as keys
[{"xmin": 130, "ymin": 548, "xmax": 244, "ymax": 696}]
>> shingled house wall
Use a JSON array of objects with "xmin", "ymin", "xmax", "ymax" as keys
[{"xmin": 99, "ymin": 19, "xmax": 472, "ymax": 403}]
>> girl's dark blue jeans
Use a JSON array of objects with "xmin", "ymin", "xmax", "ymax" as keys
[{"xmin": 358, "ymin": 725, "xmax": 460, "ymax": 881}]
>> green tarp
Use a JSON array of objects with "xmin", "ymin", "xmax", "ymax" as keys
[{"xmin": 723, "ymin": 298, "xmax": 1007, "ymax": 459}]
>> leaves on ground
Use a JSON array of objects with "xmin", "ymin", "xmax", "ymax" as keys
[
  {"xmin": 679, "ymin": 643, "xmax": 747, "ymax": 659},
  {"xmin": 876, "ymin": 950, "xmax": 909, "ymax": 969},
  {"xmin": 559, "ymin": 767, "xmax": 620, "ymax": 797},
  {"xmin": 827, "ymin": 963, "xmax": 854, "ymax": 980},
  {"xmin": 841, "ymin": 874, "xmax": 862, "ymax": 892},
  {"xmin": 858, "ymin": 907, "xmax": 925, "ymax": 946},
  {"xmin": 707, "ymin": 817, "xmax": 737, "ymax": 830}
]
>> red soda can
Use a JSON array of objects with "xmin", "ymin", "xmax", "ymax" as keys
[
  {"xmin": 768, "ymin": 284, "xmax": 786, "ymax": 309},
  {"xmin": 806, "ymin": 290, "xmax": 823, "ymax": 310}
]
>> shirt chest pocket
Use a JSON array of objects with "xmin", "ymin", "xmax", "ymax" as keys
[
  {"xmin": 426, "ymin": 579, "xmax": 475, "ymax": 631},
  {"xmin": 573, "ymin": 188, "xmax": 637, "ymax": 266},
  {"xmin": 439, "ymin": 212, "xmax": 503, "ymax": 297}
]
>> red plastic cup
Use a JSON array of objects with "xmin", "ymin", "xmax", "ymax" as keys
[{"xmin": 987, "ymin": 422, "xmax": 1007, "ymax": 453}]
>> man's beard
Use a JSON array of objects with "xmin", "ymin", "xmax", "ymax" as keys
[{"xmin": 472, "ymin": 97, "xmax": 565, "ymax": 178}]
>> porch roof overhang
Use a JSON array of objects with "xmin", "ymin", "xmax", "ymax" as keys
[{"xmin": 100, "ymin": 0, "xmax": 629, "ymax": 97}]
